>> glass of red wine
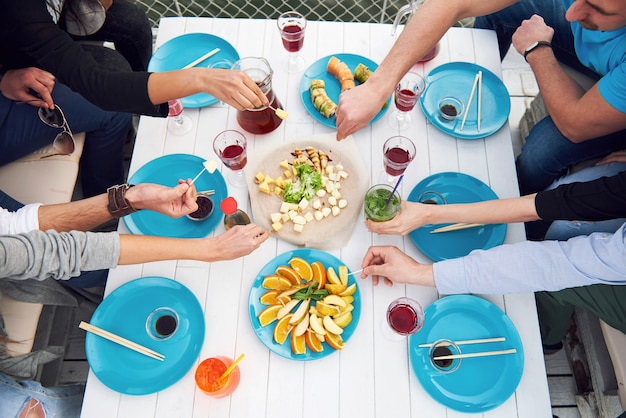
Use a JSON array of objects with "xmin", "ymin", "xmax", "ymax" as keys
[
  {"xmin": 213, "ymin": 129, "xmax": 248, "ymax": 188},
  {"xmin": 385, "ymin": 297, "xmax": 424, "ymax": 339},
  {"xmin": 380, "ymin": 135, "xmax": 416, "ymax": 183},
  {"xmin": 277, "ymin": 11, "xmax": 307, "ymax": 73},
  {"xmin": 388, "ymin": 71, "xmax": 426, "ymax": 131},
  {"xmin": 167, "ymin": 99, "xmax": 192, "ymax": 135}
]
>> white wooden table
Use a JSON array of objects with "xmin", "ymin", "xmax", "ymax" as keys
[{"xmin": 81, "ymin": 17, "xmax": 552, "ymax": 418}]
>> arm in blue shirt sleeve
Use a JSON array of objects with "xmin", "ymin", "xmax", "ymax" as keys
[{"xmin": 433, "ymin": 222, "xmax": 626, "ymax": 295}]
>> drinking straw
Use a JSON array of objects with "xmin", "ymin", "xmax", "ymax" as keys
[
  {"xmin": 460, "ymin": 71, "xmax": 481, "ymax": 131},
  {"xmin": 219, "ymin": 353, "xmax": 245, "ymax": 382},
  {"xmin": 385, "ymin": 174, "xmax": 404, "ymax": 206}
]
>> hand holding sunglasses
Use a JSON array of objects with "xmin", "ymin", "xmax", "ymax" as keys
[{"xmin": 38, "ymin": 105, "xmax": 76, "ymax": 158}]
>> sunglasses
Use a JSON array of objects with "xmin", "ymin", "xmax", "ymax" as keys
[{"xmin": 38, "ymin": 105, "xmax": 76, "ymax": 158}]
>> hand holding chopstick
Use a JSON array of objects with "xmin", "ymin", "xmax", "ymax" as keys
[
  {"xmin": 182, "ymin": 47, "xmax": 221, "ymax": 69},
  {"xmin": 79, "ymin": 321, "xmax": 165, "ymax": 361},
  {"xmin": 430, "ymin": 223, "xmax": 485, "ymax": 234}
]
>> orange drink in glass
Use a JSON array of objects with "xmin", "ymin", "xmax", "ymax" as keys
[{"xmin": 195, "ymin": 356, "xmax": 241, "ymax": 398}]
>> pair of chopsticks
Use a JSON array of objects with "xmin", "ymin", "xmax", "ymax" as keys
[
  {"xmin": 182, "ymin": 47, "xmax": 221, "ymax": 69},
  {"xmin": 460, "ymin": 70, "xmax": 482, "ymax": 132},
  {"xmin": 418, "ymin": 337, "xmax": 505, "ymax": 348},
  {"xmin": 430, "ymin": 222, "xmax": 484, "ymax": 234},
  {"xmin": 79, "ymin": 321, "xmax": 165, "ymax": 361},
  {"xmin": 434, "ymin": 348, "xmax": 517, "ymax": 361}
]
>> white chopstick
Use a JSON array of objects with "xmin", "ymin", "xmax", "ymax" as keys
[
  {"xmin": 460, "ymin": 71, "xmax": 481, "ymax": 132},
  {"xmin": 79, "ymin": 321, "xmax": 165, "ymax": 361},
  {"xmin": 182, "ymin": 47, "xmax": 221, "ymax": 69},
  {"xmin": 477, "ymin": 71, "xmax": 482, "ymax": 132},
  {"xmin": 433, "ymin": 348, "xmax": 517, "ymax": 361},
  {"xmin": 430, "ymin": 223, "xmax": 484, "ymax": 233},
  {"xmin": 419, "ymin": 337, "xmax": 506, "ymax": 348}
]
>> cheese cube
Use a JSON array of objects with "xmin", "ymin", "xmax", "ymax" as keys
[
  {"xmin": 270, "ymin": 213, "xmax": 282, "ymax": 223},
  {"xmin": 314, "ymin": 210, "xmax": 324, "ymax": 221},
  {"xmin": 254, "ymin": 171, "xmax": 265, "ymax": 184},
  {"xmin": 322, "ymin": 207, "xmax": 331, "ymax": 218},
  {"xmin": 272, "ymin": 222, "xmax": 283, "ymax": 232},
  {"xmin": 338, "ymin": 170, "xmax": 348, "ymax": 179},
  {"xmin": 258, "ymin": 181, "xmax": 271, "ymax": 194},
  {"xmin": 283, "ymin": 169, "xmax": 292, "ymax": 179},
  {"xmin": 328, "ymin": 196, "xmax": 337, "ymax": 206},
  {"xmin": 293, "ymin": 215, "xmax": 307, "ymax": 225},
  {"xmin": 281, "ymin": 213, "xmax": 290, "ymax": 223},
  {"xmin": 293, "ymin": 223, "xmax": 304, "ymax": 233},
  {"xmin": 331, "ymin": 190, "xmax": 342, "ymax": 199},
  {"xmin": 332, "ymin": 206, "xmax": 341, "ymax": 216},
  {"xmin": 298, "ymin": 198, "xmax": 309, "ymax": 211},
  {"xmin": 304, "ymin": 212, "xmax": 314, "ymax": 222},
  {"xmin": 338, "ymin": 199, "xmax": 348, "ymax": 209},
  {"xmin": 279, "ymin": 159, "xmax": 290, "ymax": 170},
  {"xmin": 280, "ymin": 202, "xmax": 292, "ymax": 213},
  {"xmin": 288, "ymin": 209, "xmax": 298, "ymax": 220},
  {"xmin": 312, "ymin": 198, "xmax": 322, "ymax": 209}
]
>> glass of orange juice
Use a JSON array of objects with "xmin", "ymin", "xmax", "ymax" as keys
[{"xmin": 195, "ymin": 356, "xmax": 241, "ymax": 398}]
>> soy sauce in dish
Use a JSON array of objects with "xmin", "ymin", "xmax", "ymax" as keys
[
  {"xmin": 432, "ymin": 345, "xmax": 454, "ymax": 368},
  {"xmin": 440, "ymin": 104, "xmax": 458, "ymax": 118},
  {"xmin": 155, "ymin": 314, "xmax": 177, "ymax": 336}
]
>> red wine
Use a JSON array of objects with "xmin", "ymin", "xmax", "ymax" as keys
[
  {"xmin": 281, "ymin": 24, "xmax": 304, "ymax": 52},
  {"xmin": 387, "ymin": 303, "xmax": 420, "ymax": 335},
  {"xmin": 384, "ymin": 146, "xmax": 411, "ymax": 176},
  {"xmin": 237, "ymin": 95, "xmax": 284, "ymax": 135},
  {"xmin": 221, "ymin": 145, "xmax": 247, "ymax": 170},
  {"xmin": 168, "ymin": 99, "xmax": 184, "ymax": 117},
  {"xmin": 394, "ymin": 89, "xmax": 418, "ymax": 112}
]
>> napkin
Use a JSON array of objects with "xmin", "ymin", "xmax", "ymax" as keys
[{"xmin": 246, "ymin": 133, "xmax": 368, "ymax": 250}]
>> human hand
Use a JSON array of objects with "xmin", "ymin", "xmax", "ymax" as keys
[
  {"xmin": 202, "ymin": 68, "xmax": 268, "ymax": 111},
  {"xmin": 0, "ymin": 68, "xmax": 55, "ymax": 108},
  {"xmin": 511, "ymin": 14, "xmax": 555, "ymax": 56},
  {"xmin": 360, "ymin": 245, "xmax": 435, "ymax": 287},
  {"xmin": 212, "ymin": 223, "xmax": 270, "ymax": 259},
  {"xmin": 125, "ymin": 181, "xmax": 198, "ymax": 217},
  {"xmin": 336, "ymin": 82, "xmax": 389, "ymax": 140},
  {"xmin": 366, "ymin": 201, "xmax": 430, "ymax": 235},
  {"xmin": 596, "ymin": 150, "xmax": 626, "ymax": 165}
]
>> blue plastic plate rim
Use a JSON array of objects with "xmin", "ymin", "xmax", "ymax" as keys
[
  {"xmin": 124, "ymin": 154, "xmax": 227, "ymax": 238},
  {"xmin": 419, "ymin": 62, "xmax": 511, "ymax": 139},
  {"xmin": 148, "ymin": 33, "xmax": 240, "ymax": 108},
  {"xmin": 407, "ymin": 172, "xmax": 506, "ymax": 261},
  {"xmin": 85, "ymin": 276, "xmax": 205, "ymax": 395},
  {"xmin": 299, "ymin": 53, "xmax": 391, "ymax": 128},
  {"xmin": 248, "ymin": 248, "xmax": 361, "ymax": 360},
  {"xmin": 409, "ymin": 294, "xmax": 524, "ymax": 413}
]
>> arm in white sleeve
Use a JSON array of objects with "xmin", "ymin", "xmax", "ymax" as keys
[
  {"xmin": 0, "ymin": 204, "xmax": 41, "ymax": 234},
  {"xmin": 433, "ymin": 222, "xmax": 626, "ymax": 295},
  {"xmin": 0, "ymin": 230, "xmax": 120, "ymax": 281}
]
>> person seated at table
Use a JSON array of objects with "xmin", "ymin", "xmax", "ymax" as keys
[
  {"xmin": 360, "ymin": 157, "xmax": 626, "ymax": 354},
  {"xmin": 335, "ymin": 0, "xmax": 626, "ymax": 196},
  {"xmin": 1, "ymin": 1, "xmax": 268, "ymax": 197}
]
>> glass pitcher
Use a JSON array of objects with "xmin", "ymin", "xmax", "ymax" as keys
[
  {"xmin": 232, "ymin": 57, "xmax": 284, "ymax": 135},
  {"xmin": 391, "ymin": 0, "xmax": 440, "ymax": 63}
]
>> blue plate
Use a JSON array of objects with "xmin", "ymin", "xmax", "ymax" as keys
[
  {"xmin": 248, "ymin": 249, "xmax": 361, "ymax": 360},
  {"xmin": 85, "ymin": 277, "xmax": 205, "ymax": 395},
  {"xmin": 419, "ymin": 62, "xmax": 510, "ymax": 139},
  {"xmin": 299, "ymin": 53, "xmax": 391, "ymax": 128},
  {"xmin": 148, "ymin": 33, "xmax": 240, "ymax": 108},
  {"xmin": 409, "ymin": 295, "xmax": 524, "ymax": 413},
  {"xmin": 408, "ymin": 172, "xmax": 506, "ymax": 261},
  {"xmin": 124, "ymin": 154, "xmax": 228, "ymax": 238}
]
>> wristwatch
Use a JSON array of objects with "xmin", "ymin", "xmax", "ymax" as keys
[
  {"xmin": 524, "ymin": 41, "xmax": 552, "ymax": 62},
  {"xmin": 107, "ymin": 183, "xmax": 139, "ymax": 218}
]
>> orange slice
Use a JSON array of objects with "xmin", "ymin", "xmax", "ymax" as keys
[
  {"xmin": 262, "ymin": 275, "xmax": 292, "ymax": 290},
  {"xmin": 305, "ymin": 329, "xmax": 324, "ymax": 353},
  {"xmin": 274, "ymin": 313, "xmax": 293, "ymax": 344},
  {"xmin": 290, "ymin": 329, "xmax": 307, "ymax": 355},
  {"xmin": 260, "ymin": 290, "xmax": 280, "ymax": 305},
  {"xmin": 257, "ymin": 304, "xmax": 282, "ymax": 327},
  {"xmin": 274, "ymin": 265, "xmax": 301, "ymax": 285},
  {"xmin": 311, "ymin": 261, "xmax": 327, "ymax": 289},
  {"xmin": 325, "ymin": 332, "xmax": 345, "ymax": 350},
  {"xmin": 288, "ymin": 257, "xmax": 313, "ymax": 281}
]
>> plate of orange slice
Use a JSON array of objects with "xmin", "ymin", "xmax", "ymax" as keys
[{"xmin": 248, "ymin": 249, "xmax": 361, "ymax": 360}]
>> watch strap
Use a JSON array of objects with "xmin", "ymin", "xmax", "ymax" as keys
[
  {"xmin": 107, "ymin": 184, "xmax": 138, "ymax": 218},
  {"xmin": 524, "ymin": 41, "xmax": 552, "ymax": 62}
]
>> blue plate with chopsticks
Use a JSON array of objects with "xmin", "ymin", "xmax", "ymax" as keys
[
  {"xmin": 148, "ymin": 33, "xmax": 239, "ymax": 108},
  {"xmin": 409, "ymin": 295, "xmax": 524, "ymax": 413},
  {"xmin": 419, "ymin": 62, "xmax": 510, "ymax": 139}
]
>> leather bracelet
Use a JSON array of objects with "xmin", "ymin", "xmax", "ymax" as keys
[
  {"xmin": 107, "ymin": 184, "xmax": 139, "ymax": 218},
  {"xmin": 523, "ymin": 41, "xmax": 552, "ymax": 62}
]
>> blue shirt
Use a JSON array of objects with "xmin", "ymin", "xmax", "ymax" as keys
[{"xmin": 565, "ymin": 0, "xmax": 626, "ymax": 113}]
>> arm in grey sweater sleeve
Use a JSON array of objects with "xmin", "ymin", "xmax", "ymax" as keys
[{"xmin": 0, "ymin": 230, "xmax": 120, "ymax": 281}]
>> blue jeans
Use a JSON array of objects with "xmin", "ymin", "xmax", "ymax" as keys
[
  {"xmin": 0, "ymin": 372, "xmax": 84, "ymax": 418},
  {"xmin": 474, "ymin": 0, "xmax": 626, "ymax": 195}
]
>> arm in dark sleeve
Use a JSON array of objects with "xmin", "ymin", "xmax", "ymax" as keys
[{"xmin": 535, "ymin": 170, "xmax": 626, "ymax": 221}]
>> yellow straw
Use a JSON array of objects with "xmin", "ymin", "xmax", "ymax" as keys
[{"xmin": 219, "ymin": 353, "xmax": 245, "ymax": 382}]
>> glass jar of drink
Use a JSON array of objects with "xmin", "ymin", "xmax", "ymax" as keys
[{"xmin": 232, "ymin": 57, "xmax": 284, "ymax": 134}]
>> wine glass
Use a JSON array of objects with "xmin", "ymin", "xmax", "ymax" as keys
[
  {"xmin": 277, "ymin": 11, "xmax": 307, "ymax": 73},
  {"xmin": 382, "ymin": 297, "xmax": 424, "ymax": 341},
  {"xmin": 380, "ymin": 135, "xmax": 416, "ymax": 184},
  {"xmin": 213, "ymin": 130, "xmax": 248, "ymax": 188},
  {"xmin": 167, "ymin": 99, "xmax": 192, "ymax": 135},
  {"xmin": 388, "ymin": 71, "xmax": 425, "ymax": 131}
]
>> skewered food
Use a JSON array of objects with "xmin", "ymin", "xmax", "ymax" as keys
[
  {"xmin": 327, "ymin": 56, "xmax": 355, "ymax": 91},
  {"xmin": 309, "ymin": 80, "xmax": 337, "ymax": 118}
]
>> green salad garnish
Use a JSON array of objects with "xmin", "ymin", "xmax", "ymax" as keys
[{"xmin": 283, "ymin": 163, "xmax": 323, "ymax": 204}]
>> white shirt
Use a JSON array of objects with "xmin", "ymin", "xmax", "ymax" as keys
[{"xmin": 0, "ymin": 204, "xmax": 41, "ymax": 235}]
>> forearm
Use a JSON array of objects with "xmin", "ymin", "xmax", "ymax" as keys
[
  {"xmin": 426, "ymin": 194, "xmax": 539, "ymax": 225},
  {"xmin": 117, "ymin": 235, "xmax": 228, "ymax": 265},
  {"xmin": 146, "ymin": 69, "xmax": 203, "ymax": 105},
  {"xmin": 38, "ymin": 194, "xmax": 112, "ymax": 231}
]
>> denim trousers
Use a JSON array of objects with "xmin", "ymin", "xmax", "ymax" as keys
[{"xmin": 474, "ymin": 0, "xmax": 626, "ymax": 195}]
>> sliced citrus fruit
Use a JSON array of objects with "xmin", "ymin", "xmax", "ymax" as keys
[
  {"xmin": 262, "ymin": 275, "xmax": 292, "ymax": 290},
  {"xmin": 258, "ymin": 304, "xmax": 282, "ymax": 327},
  {"xmin": 325, "ymin": 283, "xmax": 348, "ymax": 295},
  {"xmin": 275, "ymin": 265, "xmax": 301, "ymax": 285},
  {"xmin": 290, "ymin": 329, "xmax": 307, "ymax": 355},
  {"xmin": 339, "ymin": 283, "xmax": 357, "ymax": 296},
  {"xmin": 326, "ymin": 266, "xmax": 342, "ymax": 285},
  {"xmin": 325, "ymin": 331, "xmax": 345, "ymax": 350},
  {"xmin": 311, "ymin": 261, "xmax": 327, "ymax": 289},
  {"xmin": 274, "ymin": 313, "xmax": 293, "ymax": 344},
  {"xmin": 260, "ymin": 289, "xmax": 281, "ymax": 305},
  {"xmin": 288, "ymin": 257, "xmax": 313, "ymax": 281},
  {"xmin": 305, "ymin": 329, "xmax": 324, "ymax": 353},
  {"xmin": 315, "ymin": 301, "xmax": 341, "ymax": 317}
]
